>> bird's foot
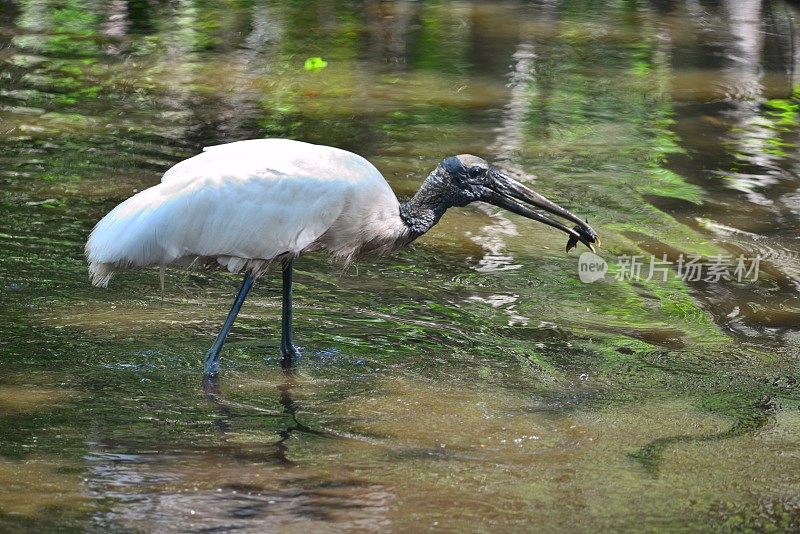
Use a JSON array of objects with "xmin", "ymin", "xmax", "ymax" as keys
[
  {"xmin": 202, "ymin": 373, "xmax": 221, "ymax": 395},
  {"xmin": 281, "ymin": 344, "xmax": 301, "ymax": 369},
  {"xmin": 203, "ymin": 351, "xmax": 221, "ymax": 377}
]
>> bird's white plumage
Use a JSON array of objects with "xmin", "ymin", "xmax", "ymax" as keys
[{"xmin": 86, "ymin": 139, "xmax": 409, "ymax": 286}]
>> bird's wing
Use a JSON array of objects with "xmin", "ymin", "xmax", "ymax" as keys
[
  {"xmin": 87, "ymin": 140, "xmax": 391, "ymax": 280},
  {"xmin": 161, "ymin": 139, "xmax": 386, "ymax": 187}
]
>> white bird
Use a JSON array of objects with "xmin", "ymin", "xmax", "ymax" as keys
[{"xmin": 86, "ymin": 139, "xmax": 598, "ymax": 376}]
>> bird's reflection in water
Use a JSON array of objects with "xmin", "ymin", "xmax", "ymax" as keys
[
  {"xmin": 79, "ymin": 357, "xmax": 394, "ymax": 530},
  {"xmin": 202, "ymin": 355, "xmax": 329, "ymax": 466}
]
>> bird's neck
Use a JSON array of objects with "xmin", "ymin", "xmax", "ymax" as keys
[{"xmin": 399, "ymin": 171, "xmax": 450, "ymax": 240}]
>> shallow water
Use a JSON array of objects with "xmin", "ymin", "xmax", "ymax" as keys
[{"xmin": 1, "ymin": 0, "xmax": 799, "ymax": 531}]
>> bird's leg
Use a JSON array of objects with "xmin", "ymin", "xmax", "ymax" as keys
[
  {"xmin": 280, "ymin": 259, "xmax": 301, "ymax": 364},
  {"xmin": 203, "ymin": 272, "xmax": 256, "ymax": 377}
]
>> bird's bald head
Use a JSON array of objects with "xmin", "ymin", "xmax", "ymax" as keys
[{"xmin": 440, "ymin": 154, "xmax": 490, "ymax": 177}]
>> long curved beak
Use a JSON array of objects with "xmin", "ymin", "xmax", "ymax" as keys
[{"xmin": 483, "ymin": 169, "xmax": 599, "ymax": 252}]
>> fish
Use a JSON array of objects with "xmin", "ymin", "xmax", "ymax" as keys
[{"xmin": 566, "ymin": 219, "xmax": 599, "ymax": 253}]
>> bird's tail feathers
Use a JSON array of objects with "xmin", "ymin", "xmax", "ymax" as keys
[{"xmin": 88, "ymin": 261, "xmax": 115, "ymax": 288}]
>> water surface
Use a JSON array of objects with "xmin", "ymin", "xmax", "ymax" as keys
[{"xmin": 1, "ymin": 0, "xmax": 800, "ymax": 531}]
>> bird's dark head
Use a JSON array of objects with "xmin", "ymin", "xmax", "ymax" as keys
[
  {"xmin": 429, "ymin": 154, "xmax": 598, "ymax": 252},
  {"xmin": 434, "ymin": 155, "xmax": 492, "ymax": 207}
]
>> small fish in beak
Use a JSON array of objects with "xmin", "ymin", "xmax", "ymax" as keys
[{"xmin": 566, "ymin": 219, "xmax": 599, "ymax": 253}]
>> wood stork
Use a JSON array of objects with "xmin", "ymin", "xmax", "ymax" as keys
[{"xmin": 86, "ymin": 139, "xmax": 598, "ymax": 376}]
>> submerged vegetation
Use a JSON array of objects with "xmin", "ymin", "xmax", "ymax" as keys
[{"xmin": 1, "ymin": 0, "xmax": 799, "ymax": 530}]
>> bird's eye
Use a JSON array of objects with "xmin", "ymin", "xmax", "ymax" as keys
[{"xmin": 468, "ymin": 166, "xmax": 483, "ymax": 179}]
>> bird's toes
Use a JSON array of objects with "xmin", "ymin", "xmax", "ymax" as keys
[{"xmin": 280, "ymin": 345, "xmax": 302, "ymax": 366}]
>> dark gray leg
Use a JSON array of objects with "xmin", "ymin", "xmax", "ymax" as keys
[
  {"xmin": 280, "ymin": 260, "xmax": 301, "ymax": 364},
  {"xmin": 203, "ymin": 272, "xmax": 256, "ymax": 376}
]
